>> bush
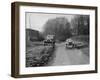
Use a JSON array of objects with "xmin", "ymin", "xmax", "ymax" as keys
[{"xmin": 26, "ymin": 46, "xmax": 55, "ymax": 67}]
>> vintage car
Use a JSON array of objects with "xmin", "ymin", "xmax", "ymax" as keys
[
  {"xmin": 43, "ymin": 39, "xmax": 55, "ymax": 46},
  {"xmin": 74, "ymin": 41, "xmax": 84, "ymax": 48},
  {"xmin": 66, "ymin": 39, "xmax": 84, "ymax": 49},
  {"xmin": 66, "ymin": 39, "xmax": 74, "ymax": 49},
  {"xmin": 43, "ymin": 35, "xmax": 55, "ymax": 46}
]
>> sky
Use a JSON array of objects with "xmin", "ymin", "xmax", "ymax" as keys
[{"xmin": 26, "ymin": 12, "xmax": 75, "ymax": 32}]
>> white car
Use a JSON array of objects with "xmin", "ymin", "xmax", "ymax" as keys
[{"xmin": 66, "ymin": 39, "xmax": 74, "ymax": 48}]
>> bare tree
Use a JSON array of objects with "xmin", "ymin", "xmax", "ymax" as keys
[{"xmin": 71, "ymin": 15, "xmax": 89, "ymax": 35}]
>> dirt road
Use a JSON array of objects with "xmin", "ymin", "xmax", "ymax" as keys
[{"xmin": 49, "ymin": 42, "xmax": 89, "ymax": 66}]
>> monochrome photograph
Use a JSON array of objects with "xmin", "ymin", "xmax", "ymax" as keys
[
  {"xmin": 26, "ymin": 12, "xmax": 90, "ymax": 67},
  {"xmin": 11, "ymin": 2, "xmax": 97, "ymax": 77}
]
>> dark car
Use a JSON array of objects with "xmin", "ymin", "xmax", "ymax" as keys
[
  {"xmin": 43, "ymin": 39, "xmax": 55, "ymax": 46},
  {"xmin": 74, "ymin": 41, "xmax": 84, "ymax": 49}
]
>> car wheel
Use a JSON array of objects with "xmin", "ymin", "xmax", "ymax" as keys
[{"xmin": 71, "ymin": 44, "xmax": 74, "ymax": 48}]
